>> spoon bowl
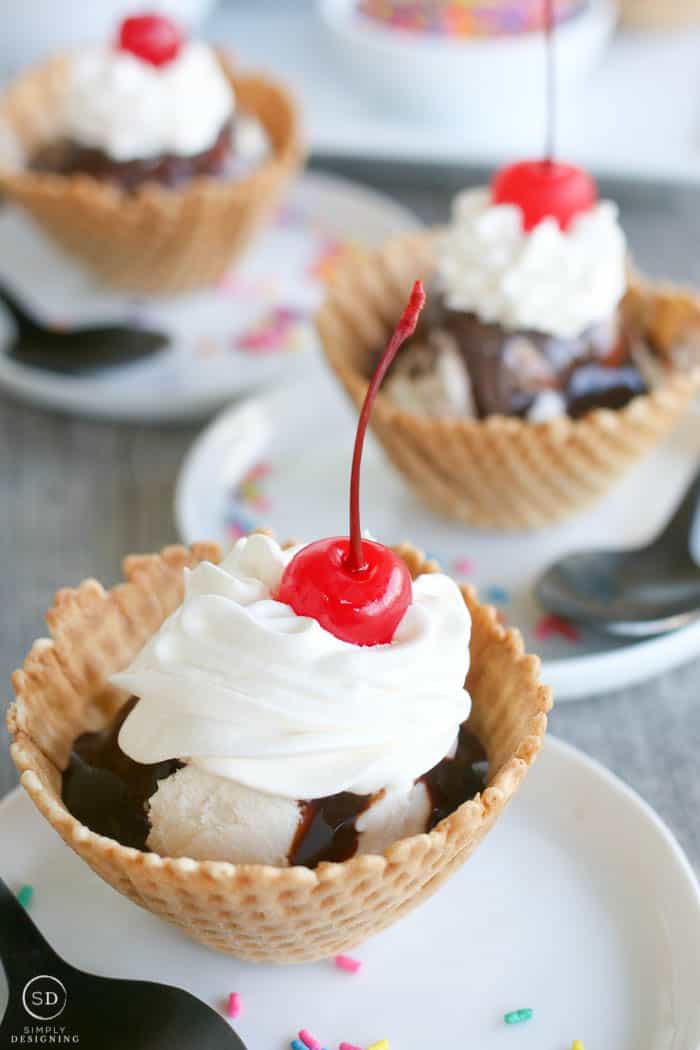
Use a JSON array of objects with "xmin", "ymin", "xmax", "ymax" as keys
[
  {"xmin": 0, "ymin": 282, "xmax": 168, "ymax": 374},
  {"xmin": 0, "ymin": 878, "xmax": 246, "ymax": 1049},
  {"xmin": 537, "ymin": 466, "xmax": 700, "ymax": 636}
]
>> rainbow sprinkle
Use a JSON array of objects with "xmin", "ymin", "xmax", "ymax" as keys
[
  {"xmin": 226, "ymin": 993, "xmax": 241, "ymax": 1019},
  {"xmin": 572, "ymin": 1042, "xmax": 585, "ymax": 1050},
  {"xmin": 299, "ymin": 1031, "xmax": 322, "ymax": 1050},
  {"xmin": 452, "ymin": 555, "xmax": 474, "ymax": 578},
  {"xmin": 339, "ymin": 1044, "xmax": 362, "ymax": 1050},
  {"xmin": 225, "ymin": 461, "xmax": 273, "ymax": 539},
  {"xmin": 485, "ymin": 584, "xmax": 510, "ymax": 605},
  {"xmin": 237, "ymin": 462, "xmax": 272, "ymax": 512},
  {"xmin": 368, "ymin": 1042, "xmax": 390, "ymax": 1050},
  {"xmin": 334, "ymin": 954, "xmax": 363, "ymax": 974},
  {"xmin": 504, "ymin": 1008, "xmax": 533, "ymax": 1025},
  {"xmin": 534, "ymin": 614, "xmax": 580, "ymax": 642},
  {"xmin": 357, "ymin": 0, "xmax": 586, "ymax": 38},
  {"xmin": 308, "ymin": 239, "xmax": 351, "ymax": 283},
  {"xmin": 238, "ymin": 307, "xmax": 305, "ymax": 355},
  {"xmin": 291, "ymin": 1042, "xmax": 307, "ymax": 1050},
  {"xmin": 17, "ymin": 885, "xmax": 33, "ymax": 909}
]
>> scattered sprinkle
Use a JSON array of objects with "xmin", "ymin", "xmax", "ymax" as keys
[
  {"xmin": 485, "ymin": 585, "xmax": 510, "ymax": 605},
  {"xmin": 504, "ymin": 1008, "xmax": 533, "ymax": 1025},
  {"xmin": 334, "ymin": 954, "xmax": 363, "ymax": 974},
  {"xmin": 291, "ymin": 1041, "xmax": 307, "ymax": 1050},
  {"xmin": 534, "ymin": 613, "xmax": 580, "ymax": 642},
  {"xmin": 572, "ymin": 1042, "xmax": 585, "ymax": 1050},
  {"xmin": 17, "ymin": 885, "xmax": 33, "ymax": 909},
  {"xmin": 299, "ymin": 1031, "xmax": 322, "ymax": 1050},
  {"xmin": 226, "ymin": 993, "xmax": 241, "ymax": 1019},
  {"xmin": 368, "ymin": 1041, "xmax": 390, "ymax": 1050},
  {"xmin": 339, "ymin": 1044, "xmax": 362, "ymax": 1050},
  {"xmin": 452, "ymin": 556, "xmax": 475, "ymax": 578}
]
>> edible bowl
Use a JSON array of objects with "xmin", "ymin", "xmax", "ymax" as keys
[
  {"xmin": 0, "ymin": 53, "xmax": 303, "ymax": 295},
  {"xmin": 8, "ymin": 539, "xmax": 550, "ymax": 962},
  {"xmin": 317, "ymin": 230, "xmax": 700, "ymax": 530}
]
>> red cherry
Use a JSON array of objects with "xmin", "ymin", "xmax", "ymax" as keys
[
  {"xmin": 491, "ymin": 160, "xmax": 597, "ymax": 231},
  {"xmin": 117, "ymin": 14, "xmax": 183, "ymax": 67},
  {"xmin": 276, "ymin": 537, "xmax": 412, "ymax": 646},
  {"xmin": 276, "ymin": 280, "xmax": 426, "ymax": 647}
]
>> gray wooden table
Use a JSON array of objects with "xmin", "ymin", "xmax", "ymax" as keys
[{"xmin": 1, "ymin": 159, "xmax": 699, "ymax": 872}]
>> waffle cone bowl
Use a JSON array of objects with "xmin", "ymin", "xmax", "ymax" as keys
[
  {"xmin": 8, "ymin": 539, "xmax": 550, "ymax": 963},
  {"xmin": 318, "ymin": 231, "xmax": 700, "ymax": 530},
  {"xmin": 0, "ymin": 54, "xmax": 303, "ymax": 295},
  {"xmin": 618, "ymin": 0, "xmax": 700, "ymax": 28}
]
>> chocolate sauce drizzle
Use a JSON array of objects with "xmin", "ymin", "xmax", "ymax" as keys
[
  {"xmin": 31, "ymin": 122, "xmax": 234, "ymax": 192},
  {"xmin": 290, "ymin": 792, "xmax": 372, "ymax": 869},
  {"xmin": 62, "ymin": 701, "xmax": 488, "ymax": 867},
  {"xmin": 61, "ymin": 697, "xmax": 182, "ymax": 850},
  {"xmin": 381, "ymin": 295, "xmax": 649, "ymax": 421},
  {"xmin": 289, "ymin": 725, "xmax": 488, "ymax": 868},
  {"xmin": 420, "ymin": 723, "xmax": 488, "ymax": 830}
]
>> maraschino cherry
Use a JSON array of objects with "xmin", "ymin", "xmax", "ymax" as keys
[
  {"xmin": 490, "ymin": 0, "xmax": 597, "ymax": 233},
  {"xmin": 491, "ymin": 160, "xmax": 597, "ymax": 232},
  {"xmin": 276, "ymin": 281, "xmax": 426, "ymax": 647},
  {"xmin": 117, "ymin": 14, "xmax": 183, "ymax": 67}
]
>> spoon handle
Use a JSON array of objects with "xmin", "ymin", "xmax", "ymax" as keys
[
  {"xmin": 657, "ymin": 465, "xmax": 700, "ymax": 548},
  {"xmin": 0, "ymin": 877, "xmax": 61, "ymax": 990},
  {"xmin": 0, "ymin": 281, "xmax": 38, "ymax": 330}
]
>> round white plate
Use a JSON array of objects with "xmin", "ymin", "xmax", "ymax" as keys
[
  {"xmin": 2, "ymin": 737, "xmax": 699, "ymax": 1049},
  {"xmin": 0, "ymin": 172, "xmax": 419, "ymax": 423},
  {"xmin": 175, "ymin": 365, "xmax": 700, "ymax": 702}
]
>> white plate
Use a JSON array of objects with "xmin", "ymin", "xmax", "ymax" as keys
[
  {"xmin": 175, "ymin": 366, "xmax": 700, "ymax": 702},
  {"xmin": 2, "ymin": 737, "xmax": 699, "ymax": 1049},
  {"xmin": 0, "ymin": 172, "xmax": 419, "ymax": 423}
]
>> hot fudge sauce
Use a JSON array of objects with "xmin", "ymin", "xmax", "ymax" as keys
[
  {"xmin": 289, "ymin": 725, "xmax": 488, "ymax": 868},
  {"xmin": 62, "ymin": 697, "xmax": 182, "ymax": 849},
  {"xmin": 31, "ymin": 123, "xmax": 234, "ymax": 192},
  {"xmin": 381, "ymin": 291, "xmax": 650, "ymax": 421},
  {"xmin": 62, "ymin": 698, "xmax": 488, "ymax": 868}
]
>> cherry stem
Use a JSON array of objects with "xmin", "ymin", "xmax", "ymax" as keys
[
  {"xmin": 544, "ymin": 0, "xmax": 555, "ymax": 165},
  {"xmin": 346, "ymin": 279, "xmax": 426, "ymax": 572}
]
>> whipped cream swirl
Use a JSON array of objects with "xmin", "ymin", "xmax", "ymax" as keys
[
  {"xmin": 114, "ymin": 534, "xmax": 471, "ymax": 800},
  {"xmin": 437, "ymin": 187, "xmax": 627, "ymax": 339},
  {"xmin": 63, "ymin": 42, "xmax": 234, "ymax": 161}
]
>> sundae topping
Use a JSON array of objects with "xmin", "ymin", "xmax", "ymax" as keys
[
  {"xmin": 113, "ymin": 533, "xmax": 471, "ymax": 800},
  {"xmin": 117, "ymin": 14, "xmax": 183, "ymax": 67},
  {"xmin": 277, "ymin": 282, "xmax": 426, "ymax": 646},
  {"xmin": 438, "ymin": 187, "xmax": 627, "ymax": 339},
  {"xmin": 63, "ymin": 699, "xmax": 486, "ymax": 865},
  {"xmin": 277, "ymin": 537, "xmax": 412, "ymax": 647},
  {"xmin": 64, "ymin": 38, "xmax": 234, "ymax": 161},
  {"xmin": 62, "ymin": 697, "xmax": 182, "ymax": 849},
  {"xmin": 491, "ymin": 159, "xmax": 597, "ymax": 232},
  {"xmin": 383, "ymin": 330, "xmax": 476, "ymax": 418}
]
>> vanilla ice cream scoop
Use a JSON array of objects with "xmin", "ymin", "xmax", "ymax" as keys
[
  {"xmin": 147, "ymin": 766, "xmax": 302, "ymax": 867},
  {"xmin": 146, "ymin": 764, "xmax": 432, "ymax": 866}
]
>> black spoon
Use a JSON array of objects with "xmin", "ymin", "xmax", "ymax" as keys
[
  {"xmin": 0, "ymin": 282, "xmax": 169, "ymax": 374},
  {"xmin": 0, "ymin": 878, "xmax": 246, "ymax": 1049},
  {"xmin": 536, "ymin": 466, "xmax": 700, "ymax": 637}
]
